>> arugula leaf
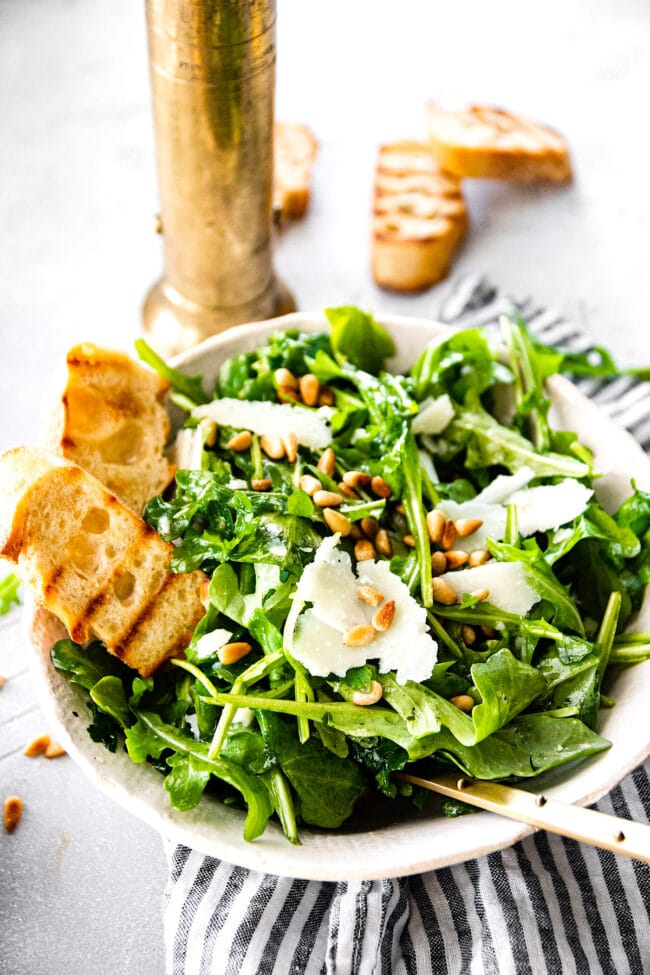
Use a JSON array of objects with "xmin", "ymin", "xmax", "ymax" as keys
[
  {"xmin": 0, "ymin": 573, "xmax": 20, "ymax": 615},
  {"xmin": 424, "ymin": 713, "xmax": 609, "ymax": 779},
  {"xmin": 51, "ymin": 639, "xmax": 126, "ymax": 690},
  {"xmin": 487, "ymin": 538, "xmax": 585, "ymax": 635},
  {"xmin": 258, "ymin": 712, "xmax": 367, "ymax": 828},
  {"xmin": 86, "ymin": 701, "xmax": 121, "ymax": 753},
  {"xmin": 135, "ymin": 338, "xmax": 209, "ymax": 404},
  {"xmin": 449, "ymin": 393, "xmax": 591, "ymax": 480},
  {"xmin": 125, "ymin": 711, "xmax": 272, "ymax": 840},
  {"xmin": 164, "ymin": 753, "xmax": 212, "ymax": 811},
  {"xmin": 410, "ymin": 328, "xmax": 512, "ymax": 402},
  {"xmin": 90, "ymin": 676, "xmax": 132, "ymax": 728},
  {"xmin": 325, "ymin": 306, "xmax": 395, "ymax": 375}
]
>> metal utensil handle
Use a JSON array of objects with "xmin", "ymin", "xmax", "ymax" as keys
[{"xmin": 397, "ymin": 772, "xmax": 650, "ymax": 864}]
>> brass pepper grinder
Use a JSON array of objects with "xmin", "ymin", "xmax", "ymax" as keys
[{"xmin": 142, "ymin": 0, "xmax": 295, "ymax": 356}]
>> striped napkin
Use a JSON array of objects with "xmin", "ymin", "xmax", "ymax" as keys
[{"xmin": 164, "ymin": 276, "xmax": 650, "ymax": 975}]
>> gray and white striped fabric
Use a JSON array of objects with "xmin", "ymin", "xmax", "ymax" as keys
[{"xmin": 164, "ymin": 275, "xmax": 650, "ymax": 975}]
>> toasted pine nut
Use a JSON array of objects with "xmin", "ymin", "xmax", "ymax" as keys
[
  {"xmin": 481, "ymin": 626, "xmax": 497, "ymax": 638},
  {"xmin": 323, "ymin": 508, "xmax": 352, "ymax": 536},
  {"xmin": 449, "ymin": 694, "xmax": 475, "ymax": 713},
  {"xmin": 314, "ymin": 490, "xmax": 344, "ymax": 508},
  {"xmin": 472, "ymin": 588, "xmax": 490, "ymax": 602},
  {"xmin": 396, "ymin": 503, "xmax": 406, "ymax": 516},
  {"xmin": 45, "ymin": 739, "xmax": 66, "ymax": 759},
  {"xmin": 282, "ymin": 432, "xmax": 299, "ymax": 464},
  {"xmin": 0, "ymin": 675, "xmax": 5, "ymax": 689},
  {"xmin": 251, "ymin": 478, "xmax": 273, "ymax": 492},
  {"xmin": 200, "ymin": 577, "xmax": 211, "ymax": 608},
  {"xmin": 343, "ymin": 623, "xmax": 375, "ymax": 647},
  {"xmin": 403, "ymin": 534, "xmax": 416, "ymax": 548},
  {"xmin": 431, "ymin": 551, "xmax": 447, "ymax": 576},
  {"xmin": 357, "ymin": 585, "xmax": 384, "ymax": 607},
  {"xmin": 461, "ymin": 625, "xmax": 477, "ymax": 646},
  {"xmin": 375, "ymin": 529, "xmax": 393, "ymax": 557},
  {"xmin": 260, "ymin": 434, "xmax": 285, "ymax": 460},
  {"xmin": 360, "ymin": 517, "xmax": 379, "ymax": 538},
  {"xmin": 338, "ymin": 481, "xmax": 359, "ymax": 499},
  {"xmin": 441, "ymin": 519, "xmax": 457, "ymax": 550},
  {"xmin": 277, "ymin": 385, "xmax": 300, "ymax": 403},
  {"xmin": 373, "ymin": 599, "xmax": 396, "ymax": 632},
  {"xmin": 370, "ymin": 475, "xmax": 392, "ymax": 498},
  {"xmin": 299, "ymin": 474, "xmax": 322, "ymax": 496},
  {"xmin": 468, "ymin": 549, "xmax": 490, "ymax": 567},
  {"xmin": 426, "ymin": 510, "xmax": 446, "ymax": 544},
  {"xmin": 274, "ymin": 367, "xmax": 297, "ymax": 389},
  {"xmin": 343, "ymin": 470, "xmax": 371, "ymax": 489},
  {"xmin": 299, "ymin": 373, "xmax": 320, "ymax": 406},
  {"xmin": 227, "ymin": 430, "xmax": 252, "ymax": 452},
  {"xmin": 317, "ymin": 385, "xmax": 335, "ymax": 407},
  {"xmin": 445, "ymin": 550, "xmax": 469, "ymax": 569},
  {"xmin": 351, "ymin": 680, "xmax": 383, "ymax": 706},
  {"xmin": 218, "ymin": 642, "xmax": 252, "ymax": 665},
  {"xmin": 4, "ymin": 796, "xmax": 23, "ymax": 834},
  {"xmin": 199, "ymin": 418, "xmax": 218, "ymax": 447},
  {"xmin": 455, "ymin": 518, "xmax": 484, "ymax": 538},
  {"xmin": 350, "ymin": 523, "xmax": 363, "ymax": 539},
  {"xmin": 24, "ymin": 734, "xmax": 51, "ymax": 758},
  {"xmin": 432, "ymin": 578, "xmax": 458, "ymax": 605},
  {"xmin": 354, "ymin": 539, "xmax": 376, "ymax": 562},
  {"xmin": 317, "ymin": 447, "xmax": 336, "ymax": 477}
]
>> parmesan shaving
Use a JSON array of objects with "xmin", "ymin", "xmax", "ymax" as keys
[{"xmin": 193, "ymin": 398, "xmax": 331, "ymax": 449}]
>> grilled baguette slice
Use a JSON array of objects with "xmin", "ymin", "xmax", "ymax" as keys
[
  {"xmin": 273, "ymin": 121, "xmax": 318, "ymax": 222},
  {"xmin": 42, "ymin": 343, "xmax": 175, "ymax": 514},
  {"xmin": 371, "ymin": 141, "xmax": 468, "ymax": 292},
  {"xmin": 0, "ymin": 447, "xmax": 205, "ymax": 677},
  {"xmin": 427, "ymin": 103, "xmax": 572, "ymax": 182}
]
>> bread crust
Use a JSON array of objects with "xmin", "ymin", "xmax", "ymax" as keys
[
  {"xmin": 371, "ymin": 141, "xmax": 468, "ymax": 292},
  {"xmin": 273, "ymin": 122, "xmax": 318, "ymax": 222},
  {"xmin": 427, "ymin": 103, "xmax": 572, "ymax": 182},
  {"xmin": 0, "ymin": 447, "xmax": 205, "ymax": 677},
  {"xmin": 42, "ymin": 343, "xmax": 175, "ymax": 514}
]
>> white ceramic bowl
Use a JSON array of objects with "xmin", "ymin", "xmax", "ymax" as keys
[{"xmin": 25, "ymin": 312, "xmax": 650, "ymax": 881}]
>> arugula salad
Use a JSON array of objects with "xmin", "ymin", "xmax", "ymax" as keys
[{"xmin": 52, "ymin": 307, "xmax": 650, "ymax": 843}]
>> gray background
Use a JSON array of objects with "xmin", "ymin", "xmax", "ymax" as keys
[{"xmin": 2, "ymin": 0, "xmax": 649, "ymax": 972}]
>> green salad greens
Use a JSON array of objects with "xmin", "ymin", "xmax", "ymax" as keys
[{"xmin": 52, "ymin": 307, "xmax": 650, "ymax": 843}]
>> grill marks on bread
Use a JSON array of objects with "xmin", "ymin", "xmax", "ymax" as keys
[
  {"xmin": 426, "ymin": 103, "xmax": 572, "ymax": 182},
  {"xmin": 42, "ymin": 343, "xmax": 175, "ymax": 514},
  {"xmin": 371, "ymin": 141, "xmax": 468, "ymax": 292},
  {"xmin": 0, "ymin": 447, "xmax": 205, "ymax": 677}
]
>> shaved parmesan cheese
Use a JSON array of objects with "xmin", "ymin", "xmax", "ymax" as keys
[
  {"xmin": 170, "ymin": 427, "xmax": 204, "ymax": 471},
  {"xmin": 287, "ymin": 536, "xmax": 438, "ymax": 684},
  {"xmin": 507, "ymin": 481, "xmax": 593, "ymax": 535},
  {"xmin": 439, "ymin": 562, "xmax": 540, "ymax": 615},
  {"xmin": 195, "ymin": 628, "xmax": 233, "ymax": 660},
  {"xmin": 438, "ymin": 499, "xmax": 507, "ymax": 552},
  {"xmin": 439, "ymin": 479, "xmax": 593, "ymax": 552},
  {"xmin": 473, "ymin": 466, "xmax": 535, "ymax": 504},
  {"xmin": 193, "ymin": 398, "xmax": 331, "ymax": 449},
  {"xmin": 411, "ymin": 394, "xmax": 454, "ymax": 435}
]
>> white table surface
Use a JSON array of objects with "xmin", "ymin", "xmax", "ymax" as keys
[{"xmin": 2, "ymin": 1, "xmax": 650, "ymax": 972}]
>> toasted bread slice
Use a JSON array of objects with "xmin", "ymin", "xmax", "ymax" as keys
[
  {"xmin": 273, "ymin": 122, "xmax": 318, "ymax": 222},
  {"xmin": 371, "ymin": 141, "xmax": 468, "ymax": 292},
  {"xmin": 0, "ymin": 447, "xmax": 205, "ymax": 677},
  {"xmin": 42, "ymin": 343, "xmax": 175, "ymax": 514},
  {"xmin": 427, "ymin": 103, "xmax": 572, "ymax": 182}
]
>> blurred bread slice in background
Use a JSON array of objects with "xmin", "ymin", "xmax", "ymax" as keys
[
  {"xmin": 371, "ymin": 141, "xmax": 468, "ymax": 292},
  {"xmin": 427, "ymin": 103, "xmax": 572, "ymax": 182},
  {"xmin": 42, "ymin": 343, "xmax": 175, "ymax": 514},
  {"xmin": 0, "ymin": 446, "xmax": 204, "ymax": 677},
  {"xmin": 273, "ymin": 121, "xmax": 318, "ymax": 222}
]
